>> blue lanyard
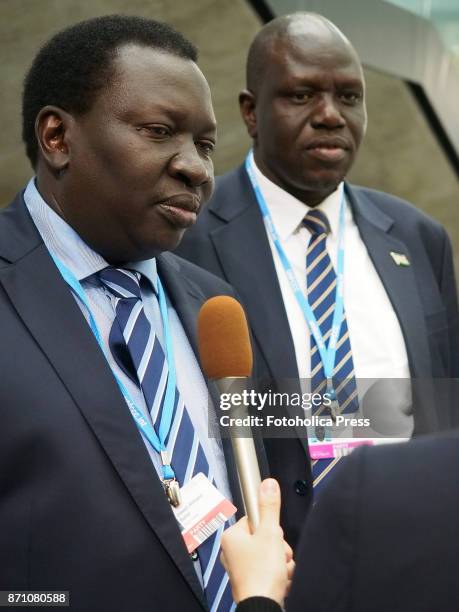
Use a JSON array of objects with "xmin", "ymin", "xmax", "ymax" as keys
[
  {"xmin": 51, "ymin": 254, "xmax": 177, "ymax": 481},
  {"xmin": 245, "ymin": 150, "xmax": 346, "ymax": 396}
]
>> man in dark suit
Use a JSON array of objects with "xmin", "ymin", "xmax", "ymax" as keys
[
  {"xmin": 176, "ymin": 12, "xmax": 459, "ymax": 527},
  {"xmin": 0, "ymin": 15, "xmax": 267, "ymax": 612},
  {"xmin": 222, "ymin": 432, "xmax": 459, "ymax": 612}
]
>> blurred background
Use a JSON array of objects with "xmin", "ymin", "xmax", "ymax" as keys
[{"xmin": 1, "ymin": 0, "xmax": 458, "ymax": 270}]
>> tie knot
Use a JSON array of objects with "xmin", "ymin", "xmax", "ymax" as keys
[
  {"xmin": 303, "ymin": 209, "xmax": 330, "ymax": 236},
  {"xmin": 98, "ymin": 267, "xmax": 142, "ymax": 299}
]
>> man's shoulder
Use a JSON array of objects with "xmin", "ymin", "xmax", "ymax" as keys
[
  {"xmin": 0, "ymin": 190, "xmax": 42, "ymax": 265},
  {"xmin": 0, "ymin": 190, "xmax": 25, "ymax": 221},
  {"xmin": 206, "ymin": 165, "xmax": 252, "ymax": 210},
  {"xmin": 160, "ymin": 251, "xmax": 235, "ymax": 298},
  {"xmin": 348, "ymin": 183, "xmax": 445, "ymax": 233},
  {"xmin": 213, "ymin": 164, "xmax": 248, "ymax": 192},
  {"xmin": 342, "ymin": 430, "xmax": 459, "ymax": 496}
]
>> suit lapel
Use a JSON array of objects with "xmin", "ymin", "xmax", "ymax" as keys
[
  {"xmin": 208, "ymin": 167, "xmax": 299, "ymax": 383},
  {"xmin": 347, "ymin": 184, "xmax": 432, "ymax": 378},
  {"xmin": 0, "ymin": 197, "xmax": 207, "ymax": 609}
]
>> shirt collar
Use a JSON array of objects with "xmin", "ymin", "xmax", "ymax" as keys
[
  {"xmin": 251, "ymin": 159, "xmax": 343, "ymax": 238},
  {"xmin": 23, "ymin": 177, "xmax": 158, "ymax": 290}
]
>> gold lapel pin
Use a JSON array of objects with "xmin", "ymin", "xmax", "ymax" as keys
[{"xmin": 390, "ymin": 251, "xmax": 410, "ymax": 267}]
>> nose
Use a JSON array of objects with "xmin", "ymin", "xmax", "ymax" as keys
[
  {"xmin": 168, "ymin": 143, "xmax": 211, "ymax": 188},
  {"xmin": 310, "ymin": 94, "xmax": 345, "ymax": 130}
]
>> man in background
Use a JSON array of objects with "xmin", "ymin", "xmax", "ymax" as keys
[{"xmin": 177, "ymin": 12, "xmax": 459, "ymax": 524}]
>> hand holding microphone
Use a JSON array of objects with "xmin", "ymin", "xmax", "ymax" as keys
[{"xmin": 220, "ymin": 479, "xmax": 294, "ymax": 606}]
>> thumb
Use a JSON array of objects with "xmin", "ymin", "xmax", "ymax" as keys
[{"xmin": 258, "ymin": 478, "xmax": 281, "ymax": 528}]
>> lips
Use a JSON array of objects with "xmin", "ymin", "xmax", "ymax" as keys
[
  {"xmin": 156, "ymin": 194, "xmax": 201, "ymax": 229},
  {"xmin": 305, "ymin": 137, "xmax": 351, "ymax": 163}
]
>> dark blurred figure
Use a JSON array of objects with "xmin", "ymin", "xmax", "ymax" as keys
[{"xmin": 222, "ymin": 432, "xmax": 459, "ymax": 612}]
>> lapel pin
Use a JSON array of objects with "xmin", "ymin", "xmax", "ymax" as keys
[{"xmin": 390, "ymin": 251, "xmax": 410, "ymax": 267}]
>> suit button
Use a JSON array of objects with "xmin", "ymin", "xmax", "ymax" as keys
[{"xmin": 294, "ymin": 480, "xmax": 308, "ymax": 496}]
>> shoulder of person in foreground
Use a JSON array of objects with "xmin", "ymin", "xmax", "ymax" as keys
[{"xmin": 289, "ymin": 431, "xmax": 459, "ymax": 612}]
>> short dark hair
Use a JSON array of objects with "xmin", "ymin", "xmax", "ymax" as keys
[{"xmin": 22, "ymin": 14, "xmax": 198, "ymax": 167}]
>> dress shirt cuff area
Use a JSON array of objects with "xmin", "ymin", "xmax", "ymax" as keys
[{"xmin": 236, "ymin": 596, "xmax": 283, "ymax": 612}]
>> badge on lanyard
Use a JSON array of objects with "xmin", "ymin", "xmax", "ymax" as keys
[{"xmin": 172, "ymin": 473, "xmax": 237, "ymax": 553}]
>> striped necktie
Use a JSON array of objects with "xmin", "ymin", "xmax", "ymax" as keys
[
  {"xmin": 98, "ymin": 267, "xmax": 234, "ymax": 612},
  {"xmin": 303, "ymin": 209, "xmax": 358, "ymax": 491}
]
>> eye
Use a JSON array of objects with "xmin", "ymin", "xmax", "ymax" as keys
[
  {"xmin": 138, "ymin": 124, "xmax": 172, "ymax": 138},
  {"xmin": 339, "ymin": 92, "xmax": 362, "ymax": 105},
  {"xmin": 197, "ymin": 140, "xmax": 216, "ymax": 155},
  {"xmin": 290, "ymin": 91, "xmax": 313, "ymax": 103}
]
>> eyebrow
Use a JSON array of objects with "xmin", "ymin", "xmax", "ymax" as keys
[
  {"xmin": 284, "ymin": 74, "xmax": 364, "ymax": 89},
  {"xmin": 124, "ymin": 102, "xmax": 217, "ymax": 132}
]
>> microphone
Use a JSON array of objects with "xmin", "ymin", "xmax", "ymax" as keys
[{"xmin": 198, "ymin": 295, "xmax": 261, "ymax": 528}]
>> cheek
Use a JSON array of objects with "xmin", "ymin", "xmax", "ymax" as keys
[
  {"xmin": 263, "ymin": 118, "xmax": 296, "ymax": 151},
  {"xmin": 80, "ymin": 129, "xmax": 153, "ymax": 180},
  {"xmin": 348, "ymin": 112, "xmax": 367, "ymax": 144},
  {"xmin": 273, "ymin": 111, "xmax": 305, "ymax": 147},
  {"xmin": 202, "ymin": 177, "xmax": 215, "ymax": 203}
]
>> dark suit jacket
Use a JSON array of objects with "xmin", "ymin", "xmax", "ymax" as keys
[
  {"xmin": 176, "ymin": 164, "xmax": 459, "ymax": 544},
  {"xmin": 237, "ymin": 432, "xmax": 459, "ymax": 612},
  {"xmin": 0, "ymin": 192, "xmax": 269, "ymax": 612}
]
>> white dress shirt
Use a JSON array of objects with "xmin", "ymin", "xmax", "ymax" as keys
[{"xmin": 252, "ymin": 161, "xmax": 411, "ymax": 414}]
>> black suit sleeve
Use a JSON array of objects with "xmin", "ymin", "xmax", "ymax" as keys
[{"xmin": 237, "ymin": 597, "xmax": 282, "ymax": 612}]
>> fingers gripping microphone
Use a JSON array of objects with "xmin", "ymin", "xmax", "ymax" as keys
[{"xmin": 198, "ymin": 296, "xmax": 261, "ymax": 528}]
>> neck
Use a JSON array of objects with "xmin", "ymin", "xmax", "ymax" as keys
[
  {"xmin": 35, "ymin": 173, "xmax": 68, "ymax": 220},
  {"xmin": 252, "ymin": 149, "xmax": 337, "ymax": 208}
]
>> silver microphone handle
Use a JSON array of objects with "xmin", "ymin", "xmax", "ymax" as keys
[{"xmin": 215, "ymin": 377, "xmax": 262, "ymax": 528}]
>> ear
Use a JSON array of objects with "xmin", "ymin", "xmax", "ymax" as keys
[
  {"xmin": 35, "ymin": 106, "xmax": 74, "ymax": 173},
  {"xmin": 239, "ymin": 89, "xmax": 257, "ymax": 139}
]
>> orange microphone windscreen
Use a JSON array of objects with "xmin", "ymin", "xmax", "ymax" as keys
[{"xmin": 198, "ymin": 296, "xmax": 253, "ymax": 379}]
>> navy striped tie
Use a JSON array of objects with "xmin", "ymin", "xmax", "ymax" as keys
[
  {"xmin": 303, "ymin": 210, "xmax": 358, "ymax": 491},
  {"xmin": 99, "ymin": 267, "xmax": 234, "ymax": 611}
]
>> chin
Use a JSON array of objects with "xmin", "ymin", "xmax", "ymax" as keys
[
  {"xmin": 104, "ymin": 230, "xmax": 186, "ymax": 263},
  {"xmin": 149, "ymin": 229, "xmax": 186, "ymax": 256},
  {"xmin": 304, "ymin": 171, "xmax": 345, "ymax": 193}
]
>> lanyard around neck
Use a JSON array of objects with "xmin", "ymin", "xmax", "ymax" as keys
[
  {"xmin": 245, "ymin": 150, "xmax": 346, "ymax": 394},
  {"xmin": 51, "ymin": 254, "xmax": 178, "ymax": 481}
]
